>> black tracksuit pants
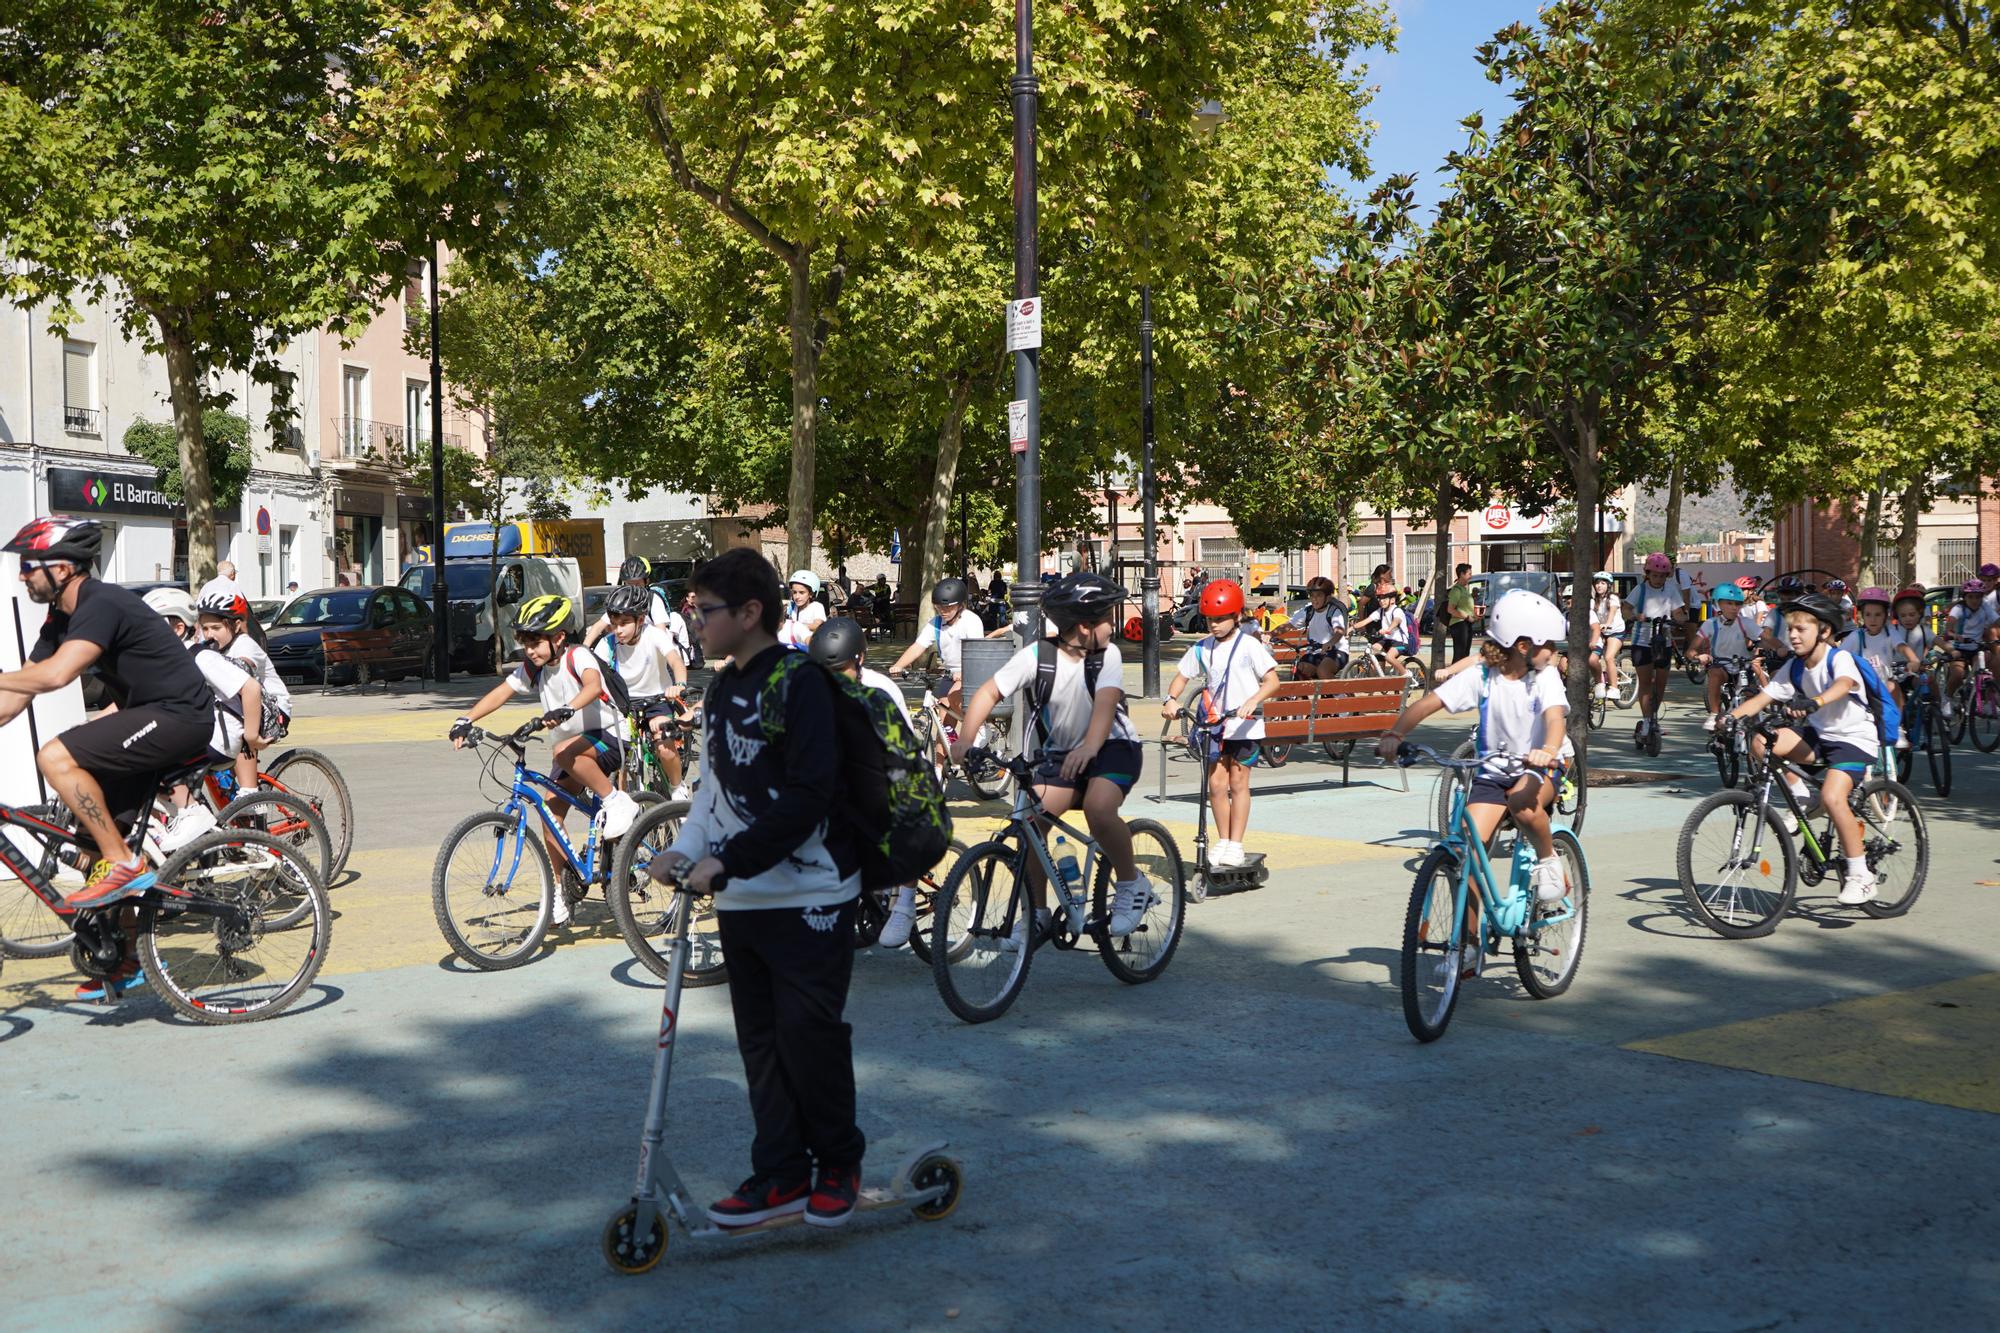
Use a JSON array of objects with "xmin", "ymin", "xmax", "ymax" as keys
[{"xmin": 716, "ymin": 899, "xmax": 866, "ymax": 1183}]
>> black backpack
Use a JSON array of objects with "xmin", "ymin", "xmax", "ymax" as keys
[
  {"xmin": 535, "ymin": 644, "xmax": 631, "ymax": 714},
  {"xmin": 1029, "ymin": 638, "xmax": 1120, "ymax": 747}
]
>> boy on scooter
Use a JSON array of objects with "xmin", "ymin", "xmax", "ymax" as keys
[
  {"xmin": 1161, "ymin": 579, "xmax": 1281, "ymax": 869},
  {"xmin": 647, "ymin": 549, "xmax": 867, "ymax": 1229}
]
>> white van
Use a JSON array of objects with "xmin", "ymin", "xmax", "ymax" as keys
[{"xmin": 400, "ymin": 555, "xmax": 583, "ymax": 672}]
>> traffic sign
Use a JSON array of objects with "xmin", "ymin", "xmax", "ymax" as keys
[
  {"xmin": 1008, "ymin": 399, "xmax": 1030, "ymax": 454},
  {"xmin": 255, "ymin": 505, "xmax": 272, "ymax": 536},
  {"xmin": 1006, "ymin": 298, "xmax": 1043, "ymax": 352}
]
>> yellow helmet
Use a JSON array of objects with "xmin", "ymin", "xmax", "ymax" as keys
[{"xmin": 514, "ymin": 594, "xmax": 576, "ymax": 635}]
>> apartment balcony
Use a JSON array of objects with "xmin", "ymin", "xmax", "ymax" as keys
[
  {"xmin": 329, "ymin": 417, "xmax": 463, "ymax": 469},
  {"xmin": 64, "ymin": 405, "xmax": 102, "ymax": 436}
]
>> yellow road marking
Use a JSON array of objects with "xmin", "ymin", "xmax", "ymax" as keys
[
  {"xmin": 284, "ymin": 705, "xmax": 544, "ymax": 748},
  {"xmin": 1628, "ymin": 973, "xmax": 2000, "ymax": 1115}
]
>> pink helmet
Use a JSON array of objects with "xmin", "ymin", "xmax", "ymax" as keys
[
  {"xmin": 1855, "ymin": 586, "xmax": 1892, "ymax": 608},
  {"xmin": 1963, "ymin": 579, "xmax": 1987, "ymax": 595},
  {"xmin": 1643, "ymin": 552, "xmax": 1672, "ymax": 574}
]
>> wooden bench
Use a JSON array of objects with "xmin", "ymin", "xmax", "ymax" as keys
[
  {"xmin": 891, "ymin": 599, "xmax": 921, "ymax": 638},
  {"xmin": 320, "ymin": 627, "xmax": 432, "ymax": 692},
  {"xmin": 1259, "ymin": 674, "xmax": 1409, "ymax": 786},
  {"xmin": 1264, "ymin": 626, "xmax": 1310, "ymax": 670}
]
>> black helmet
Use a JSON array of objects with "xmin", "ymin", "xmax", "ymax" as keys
[
  {"xmin": 514, "ymin": 594, "xmax": 577, "ymax": 634},
  {"xmin": 1776, "ymin": 591, "xmax": 1845, "ymax": 634},
  {"xmin": 617, "ymin": 556, "xmax": 650, "ymax": 584},
  {"xmin": 1043, "ymin": 571, "xmax": 1122, "ymax": 626},
  {"xmin": 605, "ymin": 584, "xmax": 651, "ymax": 618},
  {"xmin": 809, "ymin": 617, "xmax": 867, "ymax": 668},
  {"xmin": 6, "ymin": 517, "xmax": 104, "ymax": 569},
  {"xmin": 932, "ymin": 576, "xmax": 969, "ymax": 607}
]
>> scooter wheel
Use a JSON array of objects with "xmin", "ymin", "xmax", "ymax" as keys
[
  {"xmin": 910, "ymin": 1155, "xmax": 964, "ymax": 1222},
  {"xmin": 603, "ymin": 1205, "xmax": 668, "ymax": 1273}
]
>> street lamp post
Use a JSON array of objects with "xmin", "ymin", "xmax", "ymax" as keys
[
  {"xmin": 1010, "ymin": 0, "xmax": 1041, "ymax": 650},
  {"xmin": 428, "ymin": 241, "xmax": 450, "ymax": 684}
]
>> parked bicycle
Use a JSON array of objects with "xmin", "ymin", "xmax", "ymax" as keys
[
  {"xmin": 1675, "ymin": 710, "xmax": 1927, "ymax": 938},
  {"xmin": 929, "ymin": 747, "xmax": 1186, "ymax": 1023}
]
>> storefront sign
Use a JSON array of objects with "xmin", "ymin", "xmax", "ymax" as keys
[
  {"xmin": 47, "ymin": 467, "xmax": 175, "ymax": 517},
  {"xmin": 333, "ymin": 486, "xmax": 384, "ymax": 516},
  {"xmin": 1480, "ymin": 504, "xmax": 1622, "ymax": 537},
  {"xmin": 397, "ymin": 494, "xmax": 432, "ymax": 522}
]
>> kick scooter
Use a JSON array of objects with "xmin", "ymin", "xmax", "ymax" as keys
[
  {"xmin": 1162, "ymin": 708, "xmax": 1269, "ymax": 903},
  {"xmin": 602, "ymin": 867, "xmax": 966, "ymax": 1273}
]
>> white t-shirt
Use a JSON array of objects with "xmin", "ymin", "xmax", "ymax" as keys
[
  {"xmin": 1432, "ymin": 662, "xmax": 1568, "ymax": 781},
  {"xmin": 1702, "ymin": 613, "xmax": 1755, "ymax": 663},
  {"xmin": 1586, "ymin": 595, "xmax": 1625, "ymax": 637},
  {"xmin": 1892, "ymin": 621, "xmax": 1933, "ymax": 657},
  {"xmin": 596, "ymin": 624, "xmax": 683, "ymax": 699},
  {"xmin": 1947, "ymin": 600, "xmax": 1998, "ymax": 644},
  {"xmin": 1174, "ymin": 631, "xmax": 1279, "ymax": 740},
  {"xmin": 506, "ymin": 646, "xmax": 619, "ymax": 738},
  {"xmin": 1626, "ymin": 580, "xmax": 1681, "ymax": 642},
  {"xmin": 1764, "ymin": 649, "xmax": 1877, "ymax": 752},
  {"xmin": 991, "ymin": 640, "xmax": 1136, "ymax": 753},
  {"xmin": 922, "ymin": 612, "xmax": 986, "ymax": 676},
  {"xmin": 1288, "ymin": 601, "xmax": 1346, "ymax": 646},
  {"xmin": 859, "ymin": 666, "xmax": 917, "ymax": 731},
  {"xmin": 221, "ymin": 635, "xmax": 291, "ymax": 717},
  {"xmin": 1841, "ymin": 626, "xmax": 1899, "ymax": 678},
  {"xmin": 188, "ymin": 644, "xmax": 253, "ymax": 755},
  {"xmin": 778, "ymin": 599, "xmax": 827, "ymax": 649}
]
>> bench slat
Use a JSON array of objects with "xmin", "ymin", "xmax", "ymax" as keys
[{"xmin": 1262, "ymin": 714, "xmax": 1400, "ymax": 742}]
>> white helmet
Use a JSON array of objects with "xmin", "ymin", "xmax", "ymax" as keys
[
  {"xmin": 1488, "ymin": 588, "xmax": 1568, "ymax": 648},
  {"xmin": 144, "ymin": 586, "xmax": 198, "ymax": 627},
  {"xmin": 786, "ymin": 569, "xmax": 822, "ymax": 594}
]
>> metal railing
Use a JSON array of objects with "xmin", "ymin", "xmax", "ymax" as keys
[
  {"xmin": 63, "ymin": 405, "xmax": 102, "ymax": 435},
  {"xmin": 331, "ymin": 417, "xmax": 463, "ymax": 465}
]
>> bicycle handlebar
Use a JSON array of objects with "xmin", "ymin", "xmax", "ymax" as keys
[
  {"xmin": 963, "ymin": 745, "xmax": 1035, "ymax": 784},
  {"xmin": 644, "ymin": 856, "xmax": 727, "ymax": 895},
  {"xmin": 1386, "ymin": 742, "xmax": 1482, "ymax": 774}
]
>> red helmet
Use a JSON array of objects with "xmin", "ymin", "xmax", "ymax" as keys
[
  {"xmin": 197, "ymin": 591, "xmax": 251, "ymax": 621},
  {"xmin": 1734, "ymin": 575, "xmax": 1759, "ymax": 590},
  {"xmin": 1892, "ymin": 584, "xmax": 1926, "ymax": 606},
  {"xmin": 1199, "ymin": 579, "xmax": 1245, "ymax": 617}
]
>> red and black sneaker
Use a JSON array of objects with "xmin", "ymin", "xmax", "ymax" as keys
[
  {"xmin": 706, "ymin": 1174, "xmax": 810, "ymax": 1228},
  {"xmin": 805, "ymin": 1163, "xmax": 861, "ymax": 1228}
]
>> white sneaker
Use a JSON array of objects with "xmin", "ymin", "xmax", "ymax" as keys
[
  {"xmin": 1533, "ymin": 857, "xmax": 1566, "ymax": 903},
  {"xmin": 1776, "ymin": 808, "xmax": 1799, "ymax": 835},
  {"xmin": 601, "ymin": 790, "xmax": 639, "ymax": 840},
  {"xmin": 1211, "ymin": 840, "xmax": 1242, "ymax": 869},
  {"xmin": 159, "ymin": 803, "xmax": 218, "ymax": 853},
  {"xmin": 1592, "ymin": 682, "xmax": 1608, "ymax": 700},
  {"xmin": 1107, "ymin": 875, "xmax": 1157, "ymax": 935},
  {"xmin": 1702, "ymin": 713, "xmax": 1719, "ymax": 733},
  {"xmin": 1838, "ymin": 875, "xmax": 1877, "ymax": 906},
  {"xmin": 669, "ymin": 783, "xmax": 693, "ymax": 803},
  {"xmin": 878, "ymin": 888, "xmax": 916, "ymax": 948},
  {"xmin": 1940, "ymin": 696, "xmax": 1956, "ymax": 721},
  {"xmin": 1894, "ymin": 735, "xmax": 1910, "ymax": 750},
  {"xmin": 1002, "ymin": 907, "xmax": 1050, "ymax": 954}
]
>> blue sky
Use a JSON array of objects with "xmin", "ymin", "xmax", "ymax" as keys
[{"xmin": 1350, "ymin": 0, "xmax": 1534, "ymax": 217}]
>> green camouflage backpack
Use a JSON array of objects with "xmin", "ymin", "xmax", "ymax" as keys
[{"xmin": 759, "ymin": 652, "xmax": 952, "ymax": 890}]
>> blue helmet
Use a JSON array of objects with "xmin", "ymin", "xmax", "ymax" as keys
[{"xmin": 1712, "ymin": 584, "xmax": 1746, "ymax": 604}]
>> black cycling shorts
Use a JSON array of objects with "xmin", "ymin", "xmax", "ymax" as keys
[
  {"xmin": 1031, "ymin": 738, "xmax": 1145, "ymax": 793},
  {"xmin": 1630, "ymin": 641, "xmax": 1675, "ymax": 669},
  {"xmin": 51, "ymin": 703, "xmax": 215, "ymax": 833}
]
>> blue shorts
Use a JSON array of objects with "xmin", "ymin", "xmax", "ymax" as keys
[
  {"xmin": 1032, "ymin": 738, "xmax": 1144, "ymax": 793},
  {"xmin": 1794, "ymin": 725, "xmax": 1872, "ymax": 772},
  {"xmin": 556, "ymin": 727, "xmax": 624, "ymax": 781}
]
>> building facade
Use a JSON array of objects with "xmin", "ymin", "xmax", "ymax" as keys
[{"xmin": 1772, "ymin": 486, "xmax": 2000, "ymax": 588}]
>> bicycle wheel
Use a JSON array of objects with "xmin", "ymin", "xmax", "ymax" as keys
[
  {"xmin": 1093, "ymin": 819, "xmax": 1185, "ymax": 984},
  {"xmin": 1589, "ymin": 689, "xmax": 1608, "ymax": 731},
  {"xmin": 930, "ymin": 840, "xmax": 1033, "ymax": 1024},
  {"xmin": 906, "ymin": 840, "xmax": 969, "ymax": 965},
  {"xmin": 1614, "ymin": 654, "xmax": 1640, "ymax": 709},
  {"xmin": 0, "ymin": 805, "xmax": 80, "ymax": 958},
  {"xmin": 1676, "ymin": 789, "xmax": 1797, "ymax": 938},
  {"xmin": 1924, "ymin": 698, "xmax": 1952, "ymax": 797},
  {"xmin": 214, "ymin": 791, "xmax": 331, "ymax": 929},
  {"xmin": 1516, "ymin": 827, "xmax": 1588, "ymax": 998},
  {"xmin": 1709, "ymin": 735, "xmax": 1739, "ymax": 789},
  {"xmin": 1400, "ymin": 846, "xmax": 1468, "ymax": 1042},
  {"xmin": 431, "ymin": 810, "xmax": 552, "ymax": 969},
  {"xmin": 264, "ymin": 748, "xmax": 355, "ymax": 883},
  {"xmin": 1432, "ymin": 737, "xmax": 1478, "ymax": 837},
  {"xmin": 606, "ymin": 801, "xmax": 728, "ymax": 986},
  {"xmin": 1261, "ymin": 742, "xmax": 1292, "ymax": 768},
  {"xmin": 1554, "ymin": 752, "xmax": 1588, "ymax": 833},
  {"xmin": 141, "ymin": 829, "xmax": 330, "ymax": 1024},
  {"xmin": 965, "ymin": 717, "xmax": 1013, "ymax": 801},
  {"xmin": 1855, "ymin": 778, "xmax": 1927, "ymax": 918},
  {"xmin": 1971, "ymin": 678, "xmax": 2000, "ymax": 753},
  {"xmin": 1947, "ymin": 682, "xmax": 1970, "ymax": 744}
]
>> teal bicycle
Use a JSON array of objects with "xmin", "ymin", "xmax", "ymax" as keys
[{"xmin": 1394, "ymin": 743, "xmax": 1590, "ymax": 1042}]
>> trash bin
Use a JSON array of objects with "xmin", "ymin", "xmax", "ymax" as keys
[{"xmin": 960, "ymin": 638, "xmax": 1017, "ymax": 720}]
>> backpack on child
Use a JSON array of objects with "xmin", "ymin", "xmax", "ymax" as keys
[
  {"xmin": 534, "ymin": 644, "xmax": 632, "ymax": 714},
  {"xmin": 758, "ymin": 653, "xmax": 952, "ymax": 891},
  {"xmin": 1028, "ymin": 638, "xmax": 1121, "ymax": 748},
  {"xmin": 1787, "ymin": 649, "xmax": 1900, "ymax": 754}
]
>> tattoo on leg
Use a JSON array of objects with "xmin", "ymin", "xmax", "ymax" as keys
[{"xmin": 69, "ymin": 784, "xmax": 107, "ymax": 829}]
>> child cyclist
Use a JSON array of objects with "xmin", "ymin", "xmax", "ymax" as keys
[
  {"xmin": 776, "ymin": 569, "xmax": 829, "ymax": 649},
  {"xmin": 194, "ymin": 591, "xmax": 292, "ymax": 802},
  {"xmin": 1691, "ymin": 582, "xmax": 1757, "ymax": 732},
  {"xmin": 1162, "ymin": 579, "xmax": 1281, "ymax": 869},
  {"xmin": 142, "ymin": 588, "xmax": 264, "ymax": 856},
  {"xmin": 810, "ymin": 616, "xmax": 926, "ymax": 948},
  {"xmin": 952, "ymin": 571, "xmax": 1155, "ymax": 943},
  {"xmin": 1943, "ymin": 578, "xmax": 2000, "ymax": 701},
  {"xmin": 1354, "ymin": 585, "xmax": 1419, "ymax": 671},
  {"xmin": 1843, "ymin": 587, "xmax": 1921, "ymax": 748},
  {"xmin": 1622, "ymin": 552, "xmax": 1689, "ymax": 747},
  {"xmin": 1286, "ymin": 576, "xmax": 1348, "ymax": 680},
  {"xmin": 449, "ymin": 594, "xmax": 638, "ymax": 921},
  {"xmin": 1716, "ymin": 592, "xmax": 1881, "ymax": 906},
  {"xmin": 596, "ymin": 583, "xmax": 693, "ymax": 800},
  {"xmin": 646, "ymin": 548, "xmax": 867, "ymax": 1229},
  {"xmin": 1376, "ymin": 590, "xmax": 1573, "ymax": 903},
  {"xmin": 887, "ymin": 576, "xmax": 1011, "ymax": 733},
  {"xmin": 1585, "ymin": 572, "xmax": 1624, "ymax": 703}
]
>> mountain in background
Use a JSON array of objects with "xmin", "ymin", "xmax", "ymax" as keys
[{"xmin": 1631, "ymin": 481, "xmax": 1753, "ymax": 541}]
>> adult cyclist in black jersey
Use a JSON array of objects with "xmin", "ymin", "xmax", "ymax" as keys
[{"xmin": 0, "ymin": 518, "xmax": 219, "ymax": 913}]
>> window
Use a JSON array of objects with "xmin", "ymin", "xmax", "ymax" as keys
[
  {"xmin": 340, "ymin": 366, "xmax": 369, "ymax": 455},
  {"xmin": 1198, "ymin": 537, "xmax": 1245, "ymax": 577},
  {"xmin": 1405, "ymin": 542, "xmax": 1435, "ymax": 591},
  {"xmin": 1936, "ymin": 537, "xmax": 1978, "ymax": 586},
  {"xmin": 405, "ymin": 379, "xmax": 429, "ymax": 447},
  {"xmin": 63, "ymin": 341, "xmax": 99, "ymax": 435},
  {"xmin": 1344, "ymin": 539, "xmax": 1385, "ymax": 589}
]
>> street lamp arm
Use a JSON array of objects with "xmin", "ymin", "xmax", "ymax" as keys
[{"xmin": 639, "ymin": 92, "xmax": 797, "ymax": 267}]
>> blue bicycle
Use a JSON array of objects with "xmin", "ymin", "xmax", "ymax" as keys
[
  {"xmin": 1394, "ymin": 743, "xmax": 1590, "ymax": 1042},
  {"xmin": 433, "ymin": 721, "xmax": 667, "ymax": 969}
]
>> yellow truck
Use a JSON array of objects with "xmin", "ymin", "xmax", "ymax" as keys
[{"xmin": 411, "ymin": 520, "xmax": 607, "ymax": 587}]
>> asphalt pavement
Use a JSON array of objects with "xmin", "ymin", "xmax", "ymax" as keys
[{"xmin": 4, "ymin": 662, "xmax": 1998, "ymax": 1330}]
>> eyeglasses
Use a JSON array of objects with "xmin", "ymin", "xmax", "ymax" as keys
[{"xmin": 691, "ymin": 600, "xmax": 741, "ymax": 625}]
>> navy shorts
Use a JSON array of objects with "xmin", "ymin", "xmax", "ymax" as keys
[
  {"xmin": 1630, "ymin": 640, "xmax": 1674, "ymax": 668},
  {"xmin": 1793, "ymin": 724, "xmax": 1873, "ymax": 772},
  {"xmin": 1467, "ymin": 768, "xmax": 1552, "ymax": 808},
  {"xmin": 556, "ymin": 727, "xmax": 624, "ymax": 781},
  {"xmin": 1032, "ymin": 738, "xmax": 1145, "ymax": 793}
]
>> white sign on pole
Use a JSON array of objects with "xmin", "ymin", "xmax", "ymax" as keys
[
  {"xmin": 1005, "ymin": 297, "xmax": 1043, "ymax": 352},
  {"xmin": 258, "ymin": 533, "xmax": 273, "ymax": 555},
  {"xmin": 1008, "ymin": 399, "xmax": 1030, "ymax": 455}
]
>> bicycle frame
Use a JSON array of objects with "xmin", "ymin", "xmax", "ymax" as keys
[
  {"xmin": 494, "ymin": 756, "xmax": 606, "ymax": 884},
  {"xmin": 1434, "ymin": 770, "xmax": 1576, "ymax": 943},
  {"xmin": 993, "ymin": 776, "xmax": 1104, "ymax": 935}
]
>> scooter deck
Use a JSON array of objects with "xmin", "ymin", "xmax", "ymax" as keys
[
  {"xmin": 1198, "ymin": 853, "xmax": 1270, "ymax": 898},
  {"xmin": 690, "ymin": 1185, "xmax": 947, "ymax": 1240}
]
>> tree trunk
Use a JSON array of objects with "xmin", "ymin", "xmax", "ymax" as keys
[
  {"xmin": 1662, "ymin": 458, "xmax": 1685, "ymax": 557},
  {"xmin": 1895, "ymin": 479, "xmax": 1923, "ymax": 587},
  {"xmin": 158, "ymin": 316, "xmax": 216, "ymax": 590},
  {"xmin": 785, "ymin": 254, "xmax": 818, "ymax": 576},
  {"xmin": 1856, "ymin": 488, "xmax": 1884, "ymax": 587},
  {"xmin": 1566, "ymin": 403, "xmax": 1604, "ymax": 767},
  {"xmin": 913, "ymin": 373, "xmax": 975, "ymax": 631},
  {"xmin": 1428, "ymin": 493, "xmax": 1454, "ymax": 675}
]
